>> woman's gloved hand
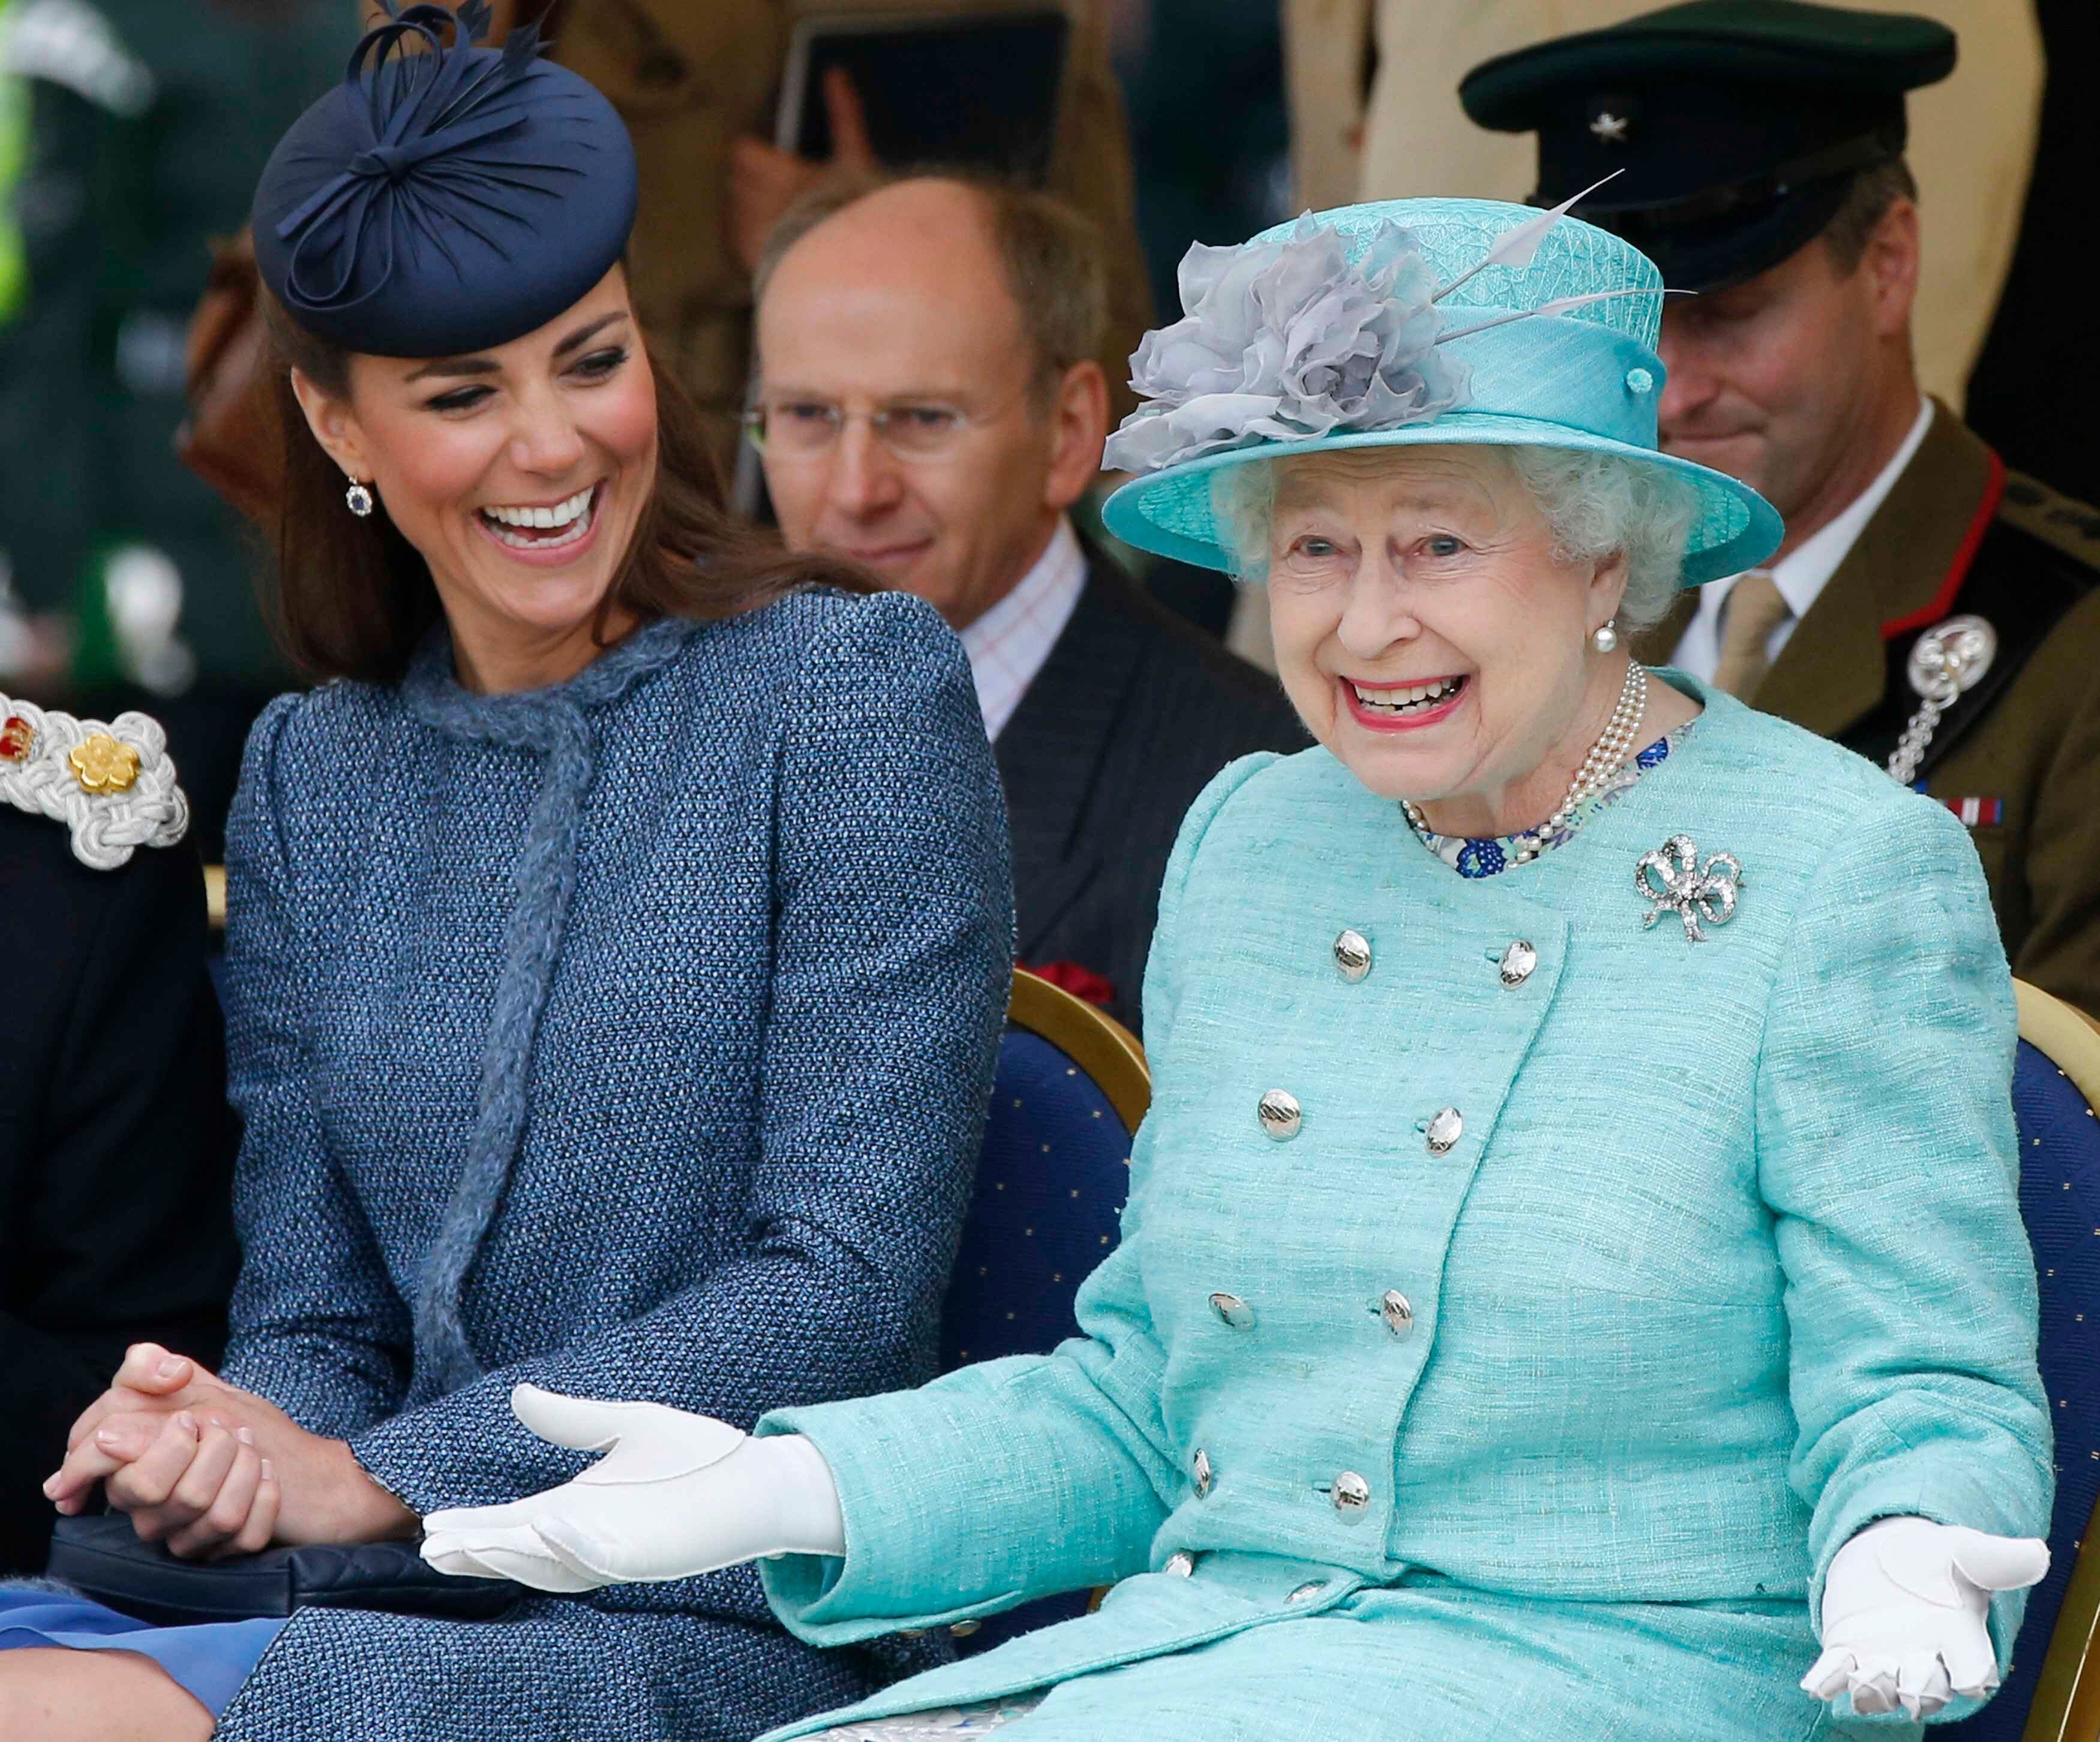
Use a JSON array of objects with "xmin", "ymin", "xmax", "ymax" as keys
[
  {"xmin": 1801, "ymin": 1517, "xmax": 2050, "ymax": 1719},
  {"xmin": 419, "ymin": 1386, "xmax": 845, "ymax": 1592}
]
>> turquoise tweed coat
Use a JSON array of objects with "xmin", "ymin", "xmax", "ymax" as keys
[{"xmin": 755, "ymin": 680, "xmax": 2051, "ymax": 1742}]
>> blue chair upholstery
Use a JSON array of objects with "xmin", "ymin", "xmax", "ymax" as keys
[
  {"xmin": 936, "ymin": 1018, "xmax": 1136, "ymax": 1651},
  {"xmin": 940, "ymin": 1027, "xmax": 1130, "ymax": 1371},
  {"xmin": 1951, "ymin": 1030, "xmax": 2100, "ymax": 1740}
]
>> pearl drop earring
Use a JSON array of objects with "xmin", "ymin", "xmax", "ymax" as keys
[
  {"xmin": 1592, "ymin": 619, "xmax": 1619, "ymax": 653},
  {"xmin": 345, "ymin": 478, "xmax": 374, "ymax": 518}
]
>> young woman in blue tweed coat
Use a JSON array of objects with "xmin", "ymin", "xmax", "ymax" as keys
[
  {"xmin": 428, "ymin": 200, "xmax": 2054, "ymax": 1738},
  {"xmin": 0, "ymin": 11, "xmax": 1012, "ymax": 1740}
]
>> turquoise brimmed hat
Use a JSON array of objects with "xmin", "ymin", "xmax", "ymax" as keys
[{"xmin": 1100, "ymin": 195, "xmax": 1782, "ymax": 587}]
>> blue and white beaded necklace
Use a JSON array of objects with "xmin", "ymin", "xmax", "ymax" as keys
[{"xmin": 1400, "ymin": 663, "xmax": 1680, "ymax": 878}]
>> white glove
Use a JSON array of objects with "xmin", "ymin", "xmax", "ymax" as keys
[
  {"xmin": 419, "ymin": 1385, "xmax": 846, "ymax": 1593},
  {"xmin": 1801, "ymin": 1516, "xmax": 2050, "ymax": 1719}
]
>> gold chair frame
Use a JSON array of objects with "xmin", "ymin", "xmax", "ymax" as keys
[
  {"xmin": 2013, "ymin": 980, "xmax": 2100, "ymax": 1742},
  {"xmin": 1006, "ymin": 969, "xmax": 1150, "ymax": 1134}
]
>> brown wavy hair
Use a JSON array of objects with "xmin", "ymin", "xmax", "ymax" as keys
[{"xmin": 259, "ymin": 290, "xmax": 875, "ymax": 684}]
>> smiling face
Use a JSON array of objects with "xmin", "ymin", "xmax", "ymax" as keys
[
  {"xmin": 753, "ymin": 179, "xmax": 1106, "ymax": 630},
  {"xmin": 1262, "ymin": 447, "xmax": 1630, "ymax": 829},
  {"xmin": 289, "ymin": 266, "xmax": 658, "ymax": 692},
  {"xmin": 1656, "ymin": 206, "xmax": 1918, "ymax": 555}
]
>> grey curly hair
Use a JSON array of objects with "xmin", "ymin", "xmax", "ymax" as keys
[{"xmin": 1208, "ymin": 446, "xmax": 1702, "ymax": 632}]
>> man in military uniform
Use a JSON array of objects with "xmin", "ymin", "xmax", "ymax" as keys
[{"xmin": 1461, "ymin": 0, "xmax": 2100, "ymax": 1015}]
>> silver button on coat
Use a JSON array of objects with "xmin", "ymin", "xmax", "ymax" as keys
[
  {"xmin": 1286, "ymin": 1580, "xmax": 1327, "ymax": 1605},
  {"xmin": 1380, "ymin": 1290, "xmax": 1414, "ymax": 1337},
  {"xmin": 1258, "ymin": 1089, "xmax": 1302, "ymax": 1141},
  {"xmin": 1163, "ymin": 1551, "xmax": 1196, "ymax": 1576},
  {"xmin": 1193, "ymin": 1449, "xmax": 1213, "ymax": 1497},
  {"xmin": 1426, "ymin": 1106, "xmax": 1463, "ymax": 1156},
  {"xmin": 1332, "ymin": 928, "xmax": 1372, "ymax": 982},
  {"xmin": 1498, "ymin": 939, "xmax": 1538, "ymax": 988},
  {"xmin": 1209, "ymin": 1291, "xmax": 1256, "ymax": 1330},
  {"xmin": 1331, "ymin": 1472, "xmax": 1372, "ymax": 1518}
]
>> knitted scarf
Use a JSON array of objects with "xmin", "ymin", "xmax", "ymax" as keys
[{"xmin": 399, "ymin": 614, "xmax": 697, "ymax": 1393}]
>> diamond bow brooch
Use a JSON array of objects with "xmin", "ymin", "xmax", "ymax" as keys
[{"xmin": 1636, "ymin": 835, "xmax": 1743, "ymax": 943}]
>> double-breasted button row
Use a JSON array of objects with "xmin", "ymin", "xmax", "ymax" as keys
[
  {"xmin": 1338, "ymin": 926, "xmax": 1534, "ymax": 990},
  {"xmin": 1265, "ymin": 1089, "xmax": 1463, "ymax": 1155},
  {"xmin": 1213, "ymin": 1287, "xmax": 1414, "ymax": 1337}
]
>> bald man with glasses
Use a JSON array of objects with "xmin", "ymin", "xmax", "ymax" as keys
[{"xmin": 751, "ymin": 175, "xmax": 1304, "ymax": 1031}]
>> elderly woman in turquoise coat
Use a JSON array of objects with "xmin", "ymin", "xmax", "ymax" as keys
[{"xmin": 422, "ymin": 196, "xmax": 2054, "ymax": 1739}]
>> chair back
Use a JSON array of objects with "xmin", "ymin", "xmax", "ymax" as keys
[
  {"xmin": 935, "ymin": 969, "xmax": 1148, "ymax": 1649},
  {"xmin": 1954, "ymin": 982, "xmax": 2100, "ymax": 1742},
  {"xmin": 940, "ymin": 970, "xmax": 1147, "ymax": 1369}
]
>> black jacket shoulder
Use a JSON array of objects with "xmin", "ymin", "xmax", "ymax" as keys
[
  {"xmin": 995, "ymin": 555, "xmax": 1306, "ymax": 1027},
  {"xmin": 1998, "ymin": 470, "xmax": 2100, "ymax": 580},
  {"xmin": 0, "ymin": 811, "xmax": 233, "ymax": 1573}
]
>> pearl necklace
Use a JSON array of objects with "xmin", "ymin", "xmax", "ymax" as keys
[{"xmin": 1403, "ymin": 661, "xmax": 1649, "ymax": 863}]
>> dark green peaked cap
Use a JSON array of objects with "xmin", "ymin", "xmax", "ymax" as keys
[{"xmin": 1459, "ymin": 0, "xmax": 1955, "ymax": 291}]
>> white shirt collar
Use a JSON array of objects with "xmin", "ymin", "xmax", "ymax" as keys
[
  {"xmin": 956, "ymin": 517, "xmax": 1088, "ymax": 741},
  {"xmin": 1672, "ymin": 397, "xmax": 1933, "ymax": 682}
]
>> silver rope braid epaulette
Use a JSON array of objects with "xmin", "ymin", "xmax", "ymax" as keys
[{"xmin": 0, "ymin": 693, "xmax": 189, "ymax": 869}]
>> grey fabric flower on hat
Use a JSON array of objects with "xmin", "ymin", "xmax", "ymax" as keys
[{"xmin": 1103, "ymin": 215, "xmax": 1471, "ymax": 474}]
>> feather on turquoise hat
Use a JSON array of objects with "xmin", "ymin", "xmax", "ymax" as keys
[{"xmin": 1100, "ymin": 194, "xmax": 1783, "ymax": 587}]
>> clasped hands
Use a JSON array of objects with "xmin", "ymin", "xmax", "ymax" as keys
[
  {"xmin": 44, "ymin": 1342, "xmax": 416, "ymax": 1560},
  {"xmin": 428, "ymin": 1391, "xmax": 2047, "ymax": 1723}
]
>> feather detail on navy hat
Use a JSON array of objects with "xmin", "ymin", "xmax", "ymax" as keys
[{"xmin": 253, "ymin": 0, "xmax": 638, "ymax": 358}]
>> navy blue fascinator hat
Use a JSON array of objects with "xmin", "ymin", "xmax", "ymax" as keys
[{"xmin": 253, "ymin": 1, "xmax": 638, "ymax": 358}]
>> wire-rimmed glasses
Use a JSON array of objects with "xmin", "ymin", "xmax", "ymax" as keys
[{"xmin": 741, "ymin": 389, "xmax": 1029, "ymax": 463}]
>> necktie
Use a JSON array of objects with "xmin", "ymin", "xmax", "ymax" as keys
[{"xmin": 1712, "ymin": 571, "xmax": 1791, "ymax": 699}]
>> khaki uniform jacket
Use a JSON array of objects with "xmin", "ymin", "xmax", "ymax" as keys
[
  {"xmin": 1631, "ymin": 408, "xmax": 2100, "ymax": 1017},
  {"xmin": 1281, "ymin": 0, "xmax": 2042, "ymax": 409},
  {"xmin": 549, "ymin": 0, "xmax": 1152, "ymax": 456}
]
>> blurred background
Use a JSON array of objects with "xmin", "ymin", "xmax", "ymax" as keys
[{"xmin": 0, "ymin": 0, "xmax": 2083, "ymax": 857}]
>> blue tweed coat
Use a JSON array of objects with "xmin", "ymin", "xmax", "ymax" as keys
[
  {"xmin": 755, "ymin": 680, "xmax": 2051, "ymax": 1742},
  {"xmin": 210, "ymin": 592, "xmax": 1013, "ymax": 1741}
]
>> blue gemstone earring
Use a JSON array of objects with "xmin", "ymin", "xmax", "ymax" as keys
[{"xmin": 345, "ymin": 479, "xmax": 374, "ymax": 518}]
